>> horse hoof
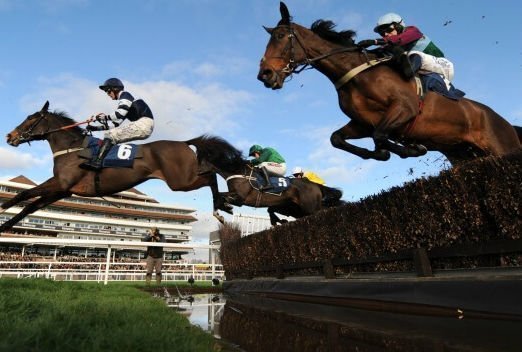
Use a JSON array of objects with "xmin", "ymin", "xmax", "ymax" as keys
[
  {"xmin": 412, "ymin": 144, "xmax": 428, "ymax": 156},
  {"xmin": 375, "ymin": 149, "xmax": 391, "ymax": 161},
  {"xmin": 212, "ymin": 211, "xmax": 225, "ymax": 224}
]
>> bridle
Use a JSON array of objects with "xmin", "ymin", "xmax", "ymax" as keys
[
  {"xmin": 17, "ymin": 111, "xmax": 49, "ymax": 144},
  {"xmin": 16, "ymin": 111, "xmax": 90, "ymax": 144},
  {"xmin": 262, "ymin": 24, "xmax": 360, "ymax": 80}
]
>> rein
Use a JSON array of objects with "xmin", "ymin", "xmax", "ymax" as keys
[
  {"xmin": 269, "ymin": 24, "xmax": 360, "ymax": 77},
  {"xmin": 20, "ymin": 112, "xmax": 91, "ymax": 142}
]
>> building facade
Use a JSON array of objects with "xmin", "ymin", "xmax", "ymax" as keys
[{"xmin": 0, "ymin": 175, "xmax": 197, "ymax": 258}]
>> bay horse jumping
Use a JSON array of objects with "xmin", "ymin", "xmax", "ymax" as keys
[
  {"xmin": 258, "ymin": 2, "xmax": 521, "ymax": 165},
  {"xmin": 0, "ymin": 101, "xmax": 231, "ymax": 233},
  {"xmin": 186, "ymin": 135, "xmax": 344, "ymax": 225}
]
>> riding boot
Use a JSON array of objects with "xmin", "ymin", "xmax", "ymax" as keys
[
  {"xmin": 409, "ymin": 54, "xmax": 422, "ymax": 74},
  {"xmin": 145, "ymin": 273, "xmax": 152, "ymax": 286},
  {"xmin": 258, "ymin": 166, "xmax": 273, "ymax": 191},
  {"xmin": 156, "ymin": 273, "xmax": 162, "ymax": 285},
  {"xmin": 80, "ymin": 138, "xmax": 113, "ymax": 171}
]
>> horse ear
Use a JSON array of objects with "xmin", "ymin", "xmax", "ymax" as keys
[
  {"xmin": 263, "ymin": 26, "xmax": 274, "ymax": 35},
  {"xmin": 41, "ymin": 101, "xmax": 49, "ymax": 112},
  {"xmin": 279, "ymin": 2, "xmax": 291, "ymax": 25}
]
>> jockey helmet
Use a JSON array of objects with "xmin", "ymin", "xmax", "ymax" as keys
[
  {"xmin": 292, "ymin": 166, "xmax": 303, "ymax": 175},
  {"xmin": 249, "ymin": 144, "xmax": 263, "ymax": 156},
  {"xmin": 374, "ymin": 13, "xmax": 405, "ymax": 34},
  {"xmin": 99, "ymin": 78, "xmax": 124, "ymax": 91}
]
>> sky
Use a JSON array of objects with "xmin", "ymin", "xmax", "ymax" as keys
[{"xmin": 0, "ymin": 0, "xmax": 521, "ymax": 259}]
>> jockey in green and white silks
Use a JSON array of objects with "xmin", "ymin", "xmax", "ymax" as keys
[
  {"xmin": 360, "ymin": 13, "xmax": 455, "ymax": 89},
  {"xmin": 248, "ymin": 144, "xmax": 287, "ymax": 191}
]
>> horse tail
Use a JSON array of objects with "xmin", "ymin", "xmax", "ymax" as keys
[
  {"xmin": 513, "ymin": 125, "xmax": 522, "ymax": 144},
  {"xmin": 318, "ymin": 185, "xmax": 345, "ymax": 207}
]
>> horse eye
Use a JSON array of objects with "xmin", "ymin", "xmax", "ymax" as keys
[{"xmin": 277, "ymin": 33, "xmax": 285, "ymax": 40}]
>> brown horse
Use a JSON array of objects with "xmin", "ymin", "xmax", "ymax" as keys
[
  {"xmin": 0, "ymin": 101, "xmax": 231, "ymax": 233},
  {"xmin": 186, "ymin": 135, "xmax": 344, "ymax": 225},
  {"xmin": 258, "ymin": 2, "xmax": 521, "ymax": 165}
]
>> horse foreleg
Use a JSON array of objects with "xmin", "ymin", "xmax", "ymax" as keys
[
  {"xmin": 267, "ymin": 207, "xmax": 281, "ymax": 226},
  {"xmin": 0, "ymin": 191, "xmax": 71, "ymax": 233},
  {"xmin": 0, "ymin": 177, "xmax": 64, "ymax": 212},
  {"xmin": 208, "ymin": 174, "xmax": 233, "ymax": 214},
  {"xmin": 374, "ymin": 138, "xmax": 428, "ymax": 159},
  {"xmin": 330, "ymin": 121, "xmax": 390, "ymax": 161},
  {"xmin": 373, "ymin": 101, "xmax": 426, "ymax": 158}
]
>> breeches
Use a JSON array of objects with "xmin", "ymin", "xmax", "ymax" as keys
[
  {"xmin": 105, "ymin": 117, "xmax": 154, "ymax": 144},
  {"xmin": 259, "ymin": 162, "xmax": 287, "ymax": 176},
  {"xmin": 409, "ymin": 51, "xmax": 454, "ymax": 82},
  {"xmin": 146, "ymin": 256, "xmax": 163, "ymax": 275}
]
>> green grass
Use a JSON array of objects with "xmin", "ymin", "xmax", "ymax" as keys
[{"xmin": 0, "ymin": 278, "xmax": 221, "ymax": 352}]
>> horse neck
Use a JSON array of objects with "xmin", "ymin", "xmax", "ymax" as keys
[
  {"xmin": 296, "ymin": 25, "xmax": 366, "ymax": 84},
  {"xmin": 47, "ymin": 129, "xmax": 84, "ymax": 155}
]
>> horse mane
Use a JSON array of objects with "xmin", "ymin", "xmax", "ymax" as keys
[
  {"xmin": 49, "ymin": 110, "xmax": 83, "ymax": 133},
  {"xmin": 310, "ymin": 20, "xmax": 356, "ymax": 47},
  {"xmin": 187, "ymin": 134, "xmax": 248, "ymax": 172}
]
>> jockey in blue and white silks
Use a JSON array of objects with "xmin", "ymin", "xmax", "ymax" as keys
[{"xmin": 80, "ymin": 77, "xmax": 154, "ymax": 171}]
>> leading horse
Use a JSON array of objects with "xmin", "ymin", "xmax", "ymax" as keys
[
  {"xmin": 186, "ymin": 135, "xmax": 344, "ymax": 225},
  {"xmin": 0, "ymin": 101, "xmax": 231, "ymax": 233},
  {"xmin": 258, "ymin": 2, "xmax": 521, "ymax": 165}
]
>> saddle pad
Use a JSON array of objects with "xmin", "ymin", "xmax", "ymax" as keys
[
  {"xmin": 79, "ymin": 136, "xmax": 143, "ymax": 168},
  {"xmin": 254, "ymin": 173, "xmax": 291, "ymax": 194}
]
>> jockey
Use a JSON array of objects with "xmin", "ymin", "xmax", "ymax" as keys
[
  {"xmin": 292, "ymin": 166, "xmax": 326, "ymax": 185},
  {"xmin": 248, "ymin": 144, "xmax": 287, "ymax": 191},
  {"xmin": 358, "ymin": 13, "xmax": 454, "ymax": 88},
  {"xmin": 80, "ymin": 78, "xmax": 154, "ymax": 171}
]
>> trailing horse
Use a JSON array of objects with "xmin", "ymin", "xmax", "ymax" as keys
[
  {"xmin": 0, "ymin": 101, "xmax": 231, "ymax": 233},
  {"xmin": 187, "ymin": 134, "xmax": 344, "ymax": 225},
  {"xmin": 258, "ymin": 2, "xmax": 521, "ymax": 166}
]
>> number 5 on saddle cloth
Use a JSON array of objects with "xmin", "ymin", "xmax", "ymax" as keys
[{"xmin": 78, "ymin": 136, "xmax": 143, "ymax": 168}]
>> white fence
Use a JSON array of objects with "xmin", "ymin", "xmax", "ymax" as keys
[
  {"xmin": 0, "ymin": 261, "xmax": 224, "ymax": 283},
  {"xmin": 0, "ymin": 237, "xmax": 223, "ymax": 284}
]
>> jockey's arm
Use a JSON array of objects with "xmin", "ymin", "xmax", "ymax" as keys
[{"xmin": 385, "ymin": 26, "xmax": 423, "ymax": 46}]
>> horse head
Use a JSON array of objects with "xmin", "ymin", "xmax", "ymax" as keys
[
  {"xmin": 258, "ymin": 2, "xmax": 358, "ymax": 90},
  {"xmin": 257, "ymin": 2, "xmax": 302, "ymax": 89},
  {"xmin": 6, "ymin": 101, "xmax": 82, "ymax": 147}
]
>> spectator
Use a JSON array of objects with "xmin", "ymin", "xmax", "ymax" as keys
[{"xmin": 143, "ymin": 227, "xmax": 165, "ymax": 285}]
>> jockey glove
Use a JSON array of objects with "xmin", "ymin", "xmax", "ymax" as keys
[
  {"xmin": 357, "ymin": 39, "xmax": 376, "ymax": 48},
  {"xmin": 95, "ymin": 113, "xmax": 108, "ymax": 123},
  {"xmin": 357, "ymin": 39, "xmax": 386, "ymax": 48}
]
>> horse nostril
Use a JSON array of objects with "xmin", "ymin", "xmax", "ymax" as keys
[{"xmin": 257, "ymin": 69, "xmax": 273, "ymax": 82}]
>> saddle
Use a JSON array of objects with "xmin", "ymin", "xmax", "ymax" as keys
[{"xmin": 78, "ymin": 136, "xmax": 143, "ymax": 168}]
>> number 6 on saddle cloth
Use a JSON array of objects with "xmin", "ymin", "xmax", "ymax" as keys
[{"xmin": 78, "ymin": 136, "xmax": 143, "ymax": 168}]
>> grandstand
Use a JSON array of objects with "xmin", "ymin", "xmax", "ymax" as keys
[{"xmin": 0, "ymin": 175, "xmax": 197, "ymax": 259}]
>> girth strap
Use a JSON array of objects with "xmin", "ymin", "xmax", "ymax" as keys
[{"xmin": 335, "ymin": 56, "xmax": 393, "ymax": 90}]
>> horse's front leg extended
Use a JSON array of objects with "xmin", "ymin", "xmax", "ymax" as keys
[
  {"xmin": 0, "ymin": 177, "xmax": 64, "ymax": 213},
  {"xmin": 330, "ymin": 121, "xmax": 390, "ymax": 161},
  {"xmin": 0, "ymin": 191, "xmax": 71, "ymax": 233}
]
